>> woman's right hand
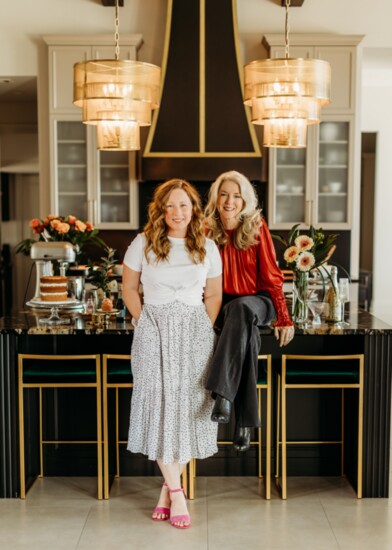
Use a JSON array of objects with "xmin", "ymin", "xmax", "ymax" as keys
[{"xmin": 274, "ymin": 325, "xmax": 295, "ymax": 347}]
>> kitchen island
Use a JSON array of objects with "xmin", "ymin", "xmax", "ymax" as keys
[{"xmin": 1, "ymin": 307, "xmax": 391, "ymax": 498}]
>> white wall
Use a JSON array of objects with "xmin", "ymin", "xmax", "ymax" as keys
[
  {"xmin": 1, "ymin": 0, "xmax": 392, "ymax": 79},
  {"xmin": 361, "ymin": 67, "xmax": 392, "ymax": 325}
]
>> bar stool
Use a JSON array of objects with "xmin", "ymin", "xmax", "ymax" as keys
[
  {"xmin": 18, "ymin": 354, "xmax": 102, "ymax": 499},
  {"xmin": 276, "ymin": 354, "xmax": 364, "ymax": 499},
  {"xmin": 187, "ymin": 354, "xmax": 272, "ymax": 500},
  {"xmin": 102, "ymin": 354, "xmax": 189, "ymax": 499}
]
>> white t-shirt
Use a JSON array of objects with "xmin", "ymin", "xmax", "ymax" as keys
[{"xmin": 123, "ymin": 233, "xmax": 222, "ymax": 306}]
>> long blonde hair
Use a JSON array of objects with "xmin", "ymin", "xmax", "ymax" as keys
[
  {"xmin": 205, "ymin": 171, "xmax": 262, "ymax": 249},
  {"xmin": 144, "ymin": 179, "xmax": 206, "ymax": 264}
]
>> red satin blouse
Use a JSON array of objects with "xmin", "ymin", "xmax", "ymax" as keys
[{"xmin": 219, "ymin": 223, "xmax": 293, "ymax": 327}]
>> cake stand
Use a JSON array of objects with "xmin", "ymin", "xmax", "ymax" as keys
[{"xmin": 38, "ymin": 306, "xmax": 71, "ymax": 325}]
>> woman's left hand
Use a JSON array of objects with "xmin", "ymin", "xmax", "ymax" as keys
[{"xmin": 274, "ymin": 325, "xmax": 295, "ymax": 347}]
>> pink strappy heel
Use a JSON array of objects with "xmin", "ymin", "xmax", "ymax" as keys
[
  {"xmin": 151, "ymin": 482, "xmax": 170, "ymax": 521},
  {"xmin": 169, "ymin": 488, "xmax": 191, "ymax": 529}
]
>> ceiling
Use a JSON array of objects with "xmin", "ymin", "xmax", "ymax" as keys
[{"xmin": 0, "ymin": 77, "xmax": 37, "ymax": 103}]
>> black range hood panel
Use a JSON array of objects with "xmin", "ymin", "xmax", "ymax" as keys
[{"xmin": 142, "ymin": 0, "xmax": 262, "ymax": 181}]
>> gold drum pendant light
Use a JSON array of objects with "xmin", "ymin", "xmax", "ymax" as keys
[
  {"xmin": 244, "ymin": 0, "xmax": 331, "ymax": 148},
  {"xmin": 73, "ymin": 0, "xmax": 161, "ymax": 150}
]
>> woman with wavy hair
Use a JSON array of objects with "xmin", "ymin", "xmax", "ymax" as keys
[
  {"xmin": 123, "ymin": 179, "xmax": 222, "ymax": 529},
  {"xmin": 205, "ymin": 171, "xmax": 294, "ymax": 451}
]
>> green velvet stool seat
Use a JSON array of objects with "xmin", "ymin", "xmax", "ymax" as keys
[
  {"xmin": 276, "ymin": 354, "xmax": 364, "ymax": 499},
  {"xmin": 18, "ymin": 353, "xmax": 102, "ymax": 499}
]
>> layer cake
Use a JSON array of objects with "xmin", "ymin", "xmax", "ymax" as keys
[{"xmin": 40, "ymin": 276, "xmax": 68, "ymax": 302}]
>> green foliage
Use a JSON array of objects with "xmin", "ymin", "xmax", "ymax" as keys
[{"xmin": 88, "ymin": 246, "xmax": 118, "ymax": 297}]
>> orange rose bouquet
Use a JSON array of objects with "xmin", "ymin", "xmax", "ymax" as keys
[{"xmin": 15, "ymin": 214, "xmax": 106, "ymax": 261}]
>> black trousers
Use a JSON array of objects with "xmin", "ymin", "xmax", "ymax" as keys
[{"xmin": 206, "ymin": 293, "xmax": 276, "ymax": 428}]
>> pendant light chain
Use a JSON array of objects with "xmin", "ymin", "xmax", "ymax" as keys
[
  {"xmin": 114, "ymin": 0, "xmax": 120, "ymax": 61},
  {"xmin": 285, "ymin": 0, "xmax": 291, "ymax": 59}
]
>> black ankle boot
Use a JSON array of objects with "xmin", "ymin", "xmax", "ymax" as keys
[
  {"xmin": 211, "ymin": 395, "xmax": 231, "ymax": 423},
  {"xmin": 233, "ymin": 426, "xmax": 251, "ymax": 452}
]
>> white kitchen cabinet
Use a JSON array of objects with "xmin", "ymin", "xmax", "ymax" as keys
[
  {"xmin": 269, "ymin": 118, "xmax": 353, "ymax": 229},
  {"xmin": 42, "ymin": 35, "xmax": 143, "ymax": 228}
]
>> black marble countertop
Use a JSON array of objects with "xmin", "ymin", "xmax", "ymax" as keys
[{"xmin": 1, "ymin": 306, "xmax": 392, "ymax": 335}]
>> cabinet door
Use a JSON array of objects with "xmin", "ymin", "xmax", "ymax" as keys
[
  {"xmin": 317, "ymin": 121, "xmax": 350, "ymax": 226},
  {"xmin": 269, "ymin": 145, "xmax": 308, "ymax": 228},
  {"xmin": 96, "ymin": 150, "xmax": 132, "ymax": 227},
  {"xmin": 55, "ymin": 121, "xmax": 88, "ymax": 220},
  {"xmin": 316, "ymin": 47, "xmax": 354, "ymax": 113},
  {"xmin": 49, "ymin": 46, "xmax": 90, "ymax": 114}
]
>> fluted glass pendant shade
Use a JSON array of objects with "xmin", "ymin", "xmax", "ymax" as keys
[
  {"xmin": 73, "ymin": 59, "xmax": 161, "ymax": 150},
  {"xmin": 72, "ymin": 1, "xmax": 161, "ymax": 151},
  {"xmin": 243, "ymin": 0, "xmax": 331, "ymax": 148},
  {"xmin": 244, "ymin": 58, "xmax": 330, "ymax": 147}
]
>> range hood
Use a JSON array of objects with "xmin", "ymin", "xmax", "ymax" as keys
[{"xmin": 142, "ymin": 0, "xmax": 262, "ymax": 181}]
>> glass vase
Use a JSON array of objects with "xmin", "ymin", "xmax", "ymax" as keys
[{"xmin": 292, "ymin": 271, "xmax": 309, "ymax": 324}]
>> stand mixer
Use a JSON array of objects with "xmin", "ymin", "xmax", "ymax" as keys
[
  {"xmin": 29, "ymin": 241, "xmax": 76, "ymax": 302},
  {"xmin": 26, "ymin": 242, "xmax": 84, "ymax": 326}
]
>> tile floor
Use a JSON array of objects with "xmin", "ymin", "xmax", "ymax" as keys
[{"xmin": 0, "ymin": 475, "xmax": 391, "ymax": 550}]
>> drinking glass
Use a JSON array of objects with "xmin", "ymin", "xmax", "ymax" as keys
[
  {"xmin": 338, "ymin": 278, "xmax": 350, "ymax": 326},
  {"xmin": 307, "ymin": 301, "xmax": 328, "ymax": 327},
  {"xmin": 82, "ymin": 289, "xmax": 98, "ymax": 314}
]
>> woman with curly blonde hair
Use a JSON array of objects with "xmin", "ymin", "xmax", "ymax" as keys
[
  {"xmin": 123, "ymin": 179, "xmax": 222, "ymax": 529},
  {"xmin": 205, "ymin": 171, "xmax": 294, "ymax": 451}
]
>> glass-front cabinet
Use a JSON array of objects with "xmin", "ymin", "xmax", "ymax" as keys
[
  {"xmin": 52, "ymin": 120, "xmax": 138, "ymax": 228},
  {"xmin": 317, "ymin": 121, "xmax": 349, "ymax": 225},
  {"xmin": 273, "ymin": 147, "xmax": 307, "ymax": 225},
  {"xmin": 98, "ymin": 151, "xmax": 132, "ymax": 226},
  {"xmin": 268, "ymin": 119, "xmax": 352, "ymax": 230},
  {"xmin": 56, "ymin": 121, "xmax": 88, "ymax": 220}
]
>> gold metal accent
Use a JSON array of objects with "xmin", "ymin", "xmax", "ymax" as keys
[
  {"xmin": 18, "ymin": 354, "xmax": 102, "ymax": 500},
  {"xmin": 199, "ymin": 0, "xmax": 205, "ymax": 153},
  {"xmin": 143, "ymin": 0, "xmax": 260, "ymax": 158},
  {"xmin": 276, "ymin": 354, "xmax": 364, "ymax": 499}
]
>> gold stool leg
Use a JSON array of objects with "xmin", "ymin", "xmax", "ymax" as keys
[
  {"xmin": 18, "ymin": 356, "xmax": 26, "ymax": 499},
  {"xmin": 281, "ymin": 360, "xmax": 287, "ymax": 500},
  {"xmin": 103, "ymin": 358, "xmax": 109, "ymax": 500},
  {"xmin": 341, "ymin": 388, "xmax": 345, "ymax": 478},
  {"xmin": 115, "ymin": 388, "xmax": 120, "ymax": 478},
  {"xmin": 39, "ymin": 387, "xmax": 43, "ymax": 478},
  {"xmin": 258, "ymin": 388, "xmax": 262, "ymax": 479},
  {"xmin": 357, "ymin": 356, "xmax": 364, "ymax": 498},
  {"xmin": 265, "ymin": 356, "xmax": 272, "ymax": 500},
  {"xmin": 276, "ymin": 374, "xmax": 281, "ymax": 480},
  {"xmin": 96, "ymin": 357, "xmax": 103, "ymax": 500},
  {"xmin": 188, "ymin": 459, "xmax": 195, "ymax": 500}
]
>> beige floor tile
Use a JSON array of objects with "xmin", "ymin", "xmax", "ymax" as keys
[
  {"xmin": 77, "ymin": 492, "xmax": 208, "ymax": 550},
  {"xmin": 322, "ymin": 498, "xmax": 392, "ymax": 550},
  {"xmin": 206, "ymin": 478, "xmax": 340, "ymax": 550},
  {"xmin": 1, "ymin": 476, "xmax": 392, "ymax": 550},
  {"xmin": 0, "ymin": 505, "xmax": 90, "ymax": 550},
  {"xmin": 20, "ymin": 476, "xmax": 99, "ymax": 505}
]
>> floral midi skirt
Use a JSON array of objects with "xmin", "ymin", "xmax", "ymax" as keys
[{"xmin": 127, "ymin": 301, "xmax": 218, "ymax": 464}]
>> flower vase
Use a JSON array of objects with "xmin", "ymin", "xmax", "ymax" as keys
[{"xmin": 292, "ymin": 271, "xmax": 309, "ymax": 324}]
